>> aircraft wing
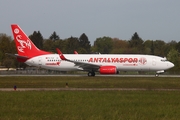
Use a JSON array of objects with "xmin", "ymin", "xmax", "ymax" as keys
[
  {"xmin": 71, "ymin": 60, "xmax": 100, "ymax": 70},
  {"xmin": 56, "ymin": 48, "xmax": 100, "ymax": 71}
]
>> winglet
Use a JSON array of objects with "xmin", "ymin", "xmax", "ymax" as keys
[
  {"xmin": 74, "ymin": 51, "xmax": 78, "ymax": 54},
  {"xmin": 56, "ymin": 48, "xmax": 67, "ymax": 60}
]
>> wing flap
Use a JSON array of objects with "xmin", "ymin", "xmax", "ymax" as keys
[{"xmin": 73, "ymin": 61, "xmax": 100, "ymax": 69}]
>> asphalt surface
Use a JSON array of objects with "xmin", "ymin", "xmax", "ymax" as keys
[{"xmin": 0, "ymin": 74, "xmax": 180, "ymax": 77}]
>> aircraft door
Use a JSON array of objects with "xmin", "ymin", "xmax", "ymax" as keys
[
  {"xmin": 38, "ymin": 57, "xmax": 42, "ymax": 66},
  {"xmin": 152, "ymin": 58, "xmax": 156, "ymax": 66}
]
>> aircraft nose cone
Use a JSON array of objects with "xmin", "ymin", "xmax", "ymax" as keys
[{"xmin": 169, "ymin": 62, "xmax": 174, "ymax": 68}]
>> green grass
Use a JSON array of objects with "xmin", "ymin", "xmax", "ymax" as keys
[
  {"xmin": 1, "ymin": 76, "xmax": 180, "ymax": 119},
  {"xmin": 0, "ymin": 76, "xmax": 180, "ymax": 89},
  {"xmin": 1, "ymin": 91, "xmax": 180, "ymax": 120}
]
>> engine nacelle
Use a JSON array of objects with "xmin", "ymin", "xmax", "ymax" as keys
[
  {"xmin": 156, "ymin": 70, "xmax": 164, "ymax": 74},
  {"xmin": 99, "ymin": 66, "xmax": 117, "ymax": 74}
]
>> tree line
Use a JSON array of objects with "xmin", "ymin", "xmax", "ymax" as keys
[{"xmin": 0, "ymin": 31, "xmax": 180, "ymax": 73}]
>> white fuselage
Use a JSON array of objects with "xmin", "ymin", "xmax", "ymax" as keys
[{"xmin": 25, "ymin": 54, "xmax": 174, "ymax": 73}]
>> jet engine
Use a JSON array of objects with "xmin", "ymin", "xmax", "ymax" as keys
[{"xmin": 99, "ymin": 66, "xmax": 118, "ymax": 74}]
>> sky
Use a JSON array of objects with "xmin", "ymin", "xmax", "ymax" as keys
[{"xmin": 0, "ymin": 0, "xmax": 180, "ymax": 45}]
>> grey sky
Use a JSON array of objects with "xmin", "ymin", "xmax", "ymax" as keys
[{"xmin": 0, "ymin": 0, "xmax": 180, "ymax": 44}]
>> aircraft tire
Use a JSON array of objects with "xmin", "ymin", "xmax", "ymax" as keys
[
  {"xmin": 88, "ymin": 72, "xmax": 92, "ymax": 76},
  {"xmin": 155, "ymin": 74, "xmax": 159, "ymax": 77},
  {"xmin": 92, "ymin": 72, "xmax": 95, "ymax": 76},
  {"xmin": 88, "ymin": 72, "xmax": 95, "ymax": 77}
]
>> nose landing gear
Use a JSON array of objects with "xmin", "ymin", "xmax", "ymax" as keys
[
  {"xmin": 155, "ymin": 73, "xmax": 159, "ymax": 77},
  {"xmin": 155, "ymin": 70, "xmax": 164, "ymax": 77}
]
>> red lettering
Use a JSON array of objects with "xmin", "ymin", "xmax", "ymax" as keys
[
  {"xmin": 124, "ymin": 58, "xmax": 128, "ymax": 62},
  {"xmin": 128, "ymin": 58, "xmax": 133, "ymax": 63},
  {"xmin": 94, "ymin": 58, "xmax": 98, "ymax": 62},
  {"xmin": 99, "ymin": 58, "xmax": 103, "ymax": 62},
  {"xmin": 89, "ymin": 58, "xmax": 93, "ymax": 62},
  {"xmin": 46, "ymin": 63, "xmax": 59, "ymax": 65},
  {"xmin": 120, "ymin": 58, "xmax": 123, "ymax": 63},
  {"xmin": 111, "ymin": 58, "xmax": 116, "ymax": 62},
  {"xmin": 134, "ymin": 58, "xmax": 138, "ymax": 63},
  {"xmin": 107, "ymin": 58, "xmax": 111, "ymax": 62},
  {"xmin": 88, "ymin": 57, "xmax": 139, "ymax": 63},
  {"xmin": 115, "ymin": 58, "xmax": 119, "ymax": 62},
  {"xmin": 102, "ymin": 58, "xmax": 106, "ymax": 62}
]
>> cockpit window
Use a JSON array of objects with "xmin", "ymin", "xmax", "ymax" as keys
[
  {"xmin": 161, "ymin": 59, "xmax": 167, "ymax": 62},
  {"xmin": 161, "ymin": 57, "xmax": 168, "ymax": 62}
]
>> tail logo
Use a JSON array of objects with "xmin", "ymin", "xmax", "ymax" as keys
[
  {"xmin": 14, "ymin": 28, "xmax": 32, "ymax": 53},
  {"xmin": 14, "ymin": 28, "xmax": 19, "ymax": 34},
  {"xmin": 139, "ymin": 57, "xmax": 147, "ymax": 65},
  {"xmin": 16, "ymin": 35, "xmax": 31, "ymax": 53}
]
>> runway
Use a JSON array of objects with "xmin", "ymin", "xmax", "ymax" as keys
[
  {"xmin": 1, "ymin": 88, "xmax": 180, "ymax": 91},
  {"xmin": 0, "ymin": 74, "xmax": 180, "ymax": 77}
]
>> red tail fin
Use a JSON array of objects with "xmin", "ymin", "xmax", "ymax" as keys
[{"xmin": 11, "ymin": 24, "xmax": 51, "ymax": 58}]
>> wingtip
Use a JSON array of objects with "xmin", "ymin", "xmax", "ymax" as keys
[
  {"xmin": 74, "ymin": 51, "xmax": 78, "ymax": 54},
  {"xmin": 56, "ymin": 48, "xmax": 66, "ymax": 60},
  {"xmin": 56, "ymin": 48, "xmax": 62, "ymax": 54}
]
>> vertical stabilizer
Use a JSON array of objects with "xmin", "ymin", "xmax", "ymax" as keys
[{"xmin": 11, "ymin": 24, "xmax": 51, "ymax": 58}]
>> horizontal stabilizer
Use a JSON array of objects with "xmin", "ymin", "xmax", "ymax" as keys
[{"xmin": 6, "ymin": 53, "xmax": 29, "ymax": 62}]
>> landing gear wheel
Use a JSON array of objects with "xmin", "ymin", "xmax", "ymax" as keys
[
  {"xmin": 92, "ymin": 72, "xmax": 95, "ymax": 76},
  {"xmin": 88, "ymin": 72, "xmax": 95, "ymax": 77},
  {"xmin": 88, "ymin": 72, "xmax": 92, "ymax": 76},
  {"xmin": 155, "ymin": 74, "xmax": 159, "ymax": 77}
]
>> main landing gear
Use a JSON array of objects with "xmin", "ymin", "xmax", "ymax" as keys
[{"xmin": 88, "ymin": 71, "xmax": 95, "ymax": 76}]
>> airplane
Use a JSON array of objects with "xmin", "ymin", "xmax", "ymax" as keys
[{"xmin": 10, "ymin": 24, "xmax": 174, "ymax": 77}]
